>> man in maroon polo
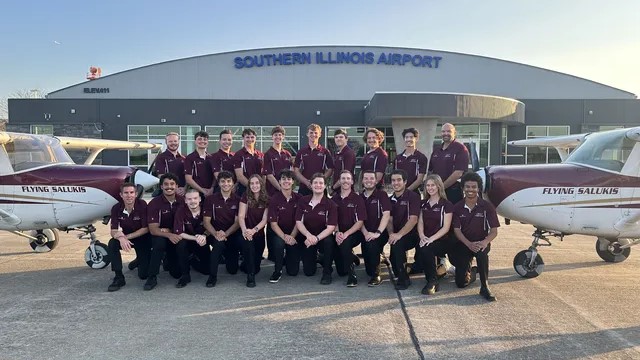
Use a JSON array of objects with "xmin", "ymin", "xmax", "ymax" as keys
[
  {"xmin": 333, "ymin": 170, "xmax": 367, "ymax": 287},
  {"xmin": 144, "ymin": 173, "xmax": 184, "ymax": 290},
  {"xmin": 331, "ymin": 129, "xmax": 356, "ymax": 192},
  {"xmin": 360, "ymin": 170, "xmax": 392, "ymax": 287},
  {"xmin": 155, "ymin": 132, "xmax": 186, "ymax": 196},
  {"xmin": 360, "ymin": 128, "xmax": 388, "ymax": 189},
  {"xmin": 263, "ymin": 125, "xmax": 293, "ymax": 196},
  {"xmin": 429, "ymin": 123, "xmax": 469, "ymax": 204},
  {"xmin": 208, "ymin": 129, "xmax": 235, "ymax": 192},
  {"xmin": 233, "ymin": 128, "xmax": 264, "ymax": 196},
  {"xmin": 173, "ymin": 188, "xmax": 210, "ymax": 289},
  {"xmin": 106, "ymin": 183, "xmax": 151, "ymax": 292},
  {"xmin": 451, "ymin": 172, "xmax": 499, "ymax": 302},
  {"xmin": 202, "ymin": 171, "xmax": 242, "ymax": 288},
  {"xmin": 185, "ymin": 130, "xmax": 213, "ymax": 197},
  {"xmin": 395, "ymin": 128, "xmax": 428, "ymax": 194},
  {"xmin": 268, "ymin": 169, "xmax": 300, "ymax": 281},
  {"xmin": 294, "ymin": 124, "xmax": 334, "ymax": 196}
]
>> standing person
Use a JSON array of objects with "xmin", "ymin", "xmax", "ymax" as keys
[
  {"xmin": 155, "ymin": 132, "xmax": 186, "ymax": 196},
  {"xmin": 106, "ymin": 183, "xmax": 151, "ymax": 292},
  {"xmin": 417, "ymin": 175, "xmax": 453, "ymax": 295},
  {"xmin": 233, "ymin": 128, "xmax": 264, "ymax": 196},
  {"xmin": 238, "ymin": 174, "xmax": 269, "ymax": 288},
  {"xmin": 428, "ymin": 123, "xmax": 469, "ymax": 205},
  {"xmin": 387, "ymin": 169, "xmax": 421, "ymax": 290},
  {"xmin": 208, "ymin": 129, "xmax": 235, "ymax": 192},
  {"xmin": 202, "ymin": 171, "xmax": 242, "ymax": 288},
  {"xmin": 332, "ymin": 170, "xmax": 367, "ymax": 287},
  {"xmin": 263, "ymin": 125, "xmax": 293, "ymax": 196},
  {"xmin": 360, "ymin": 170, "xmax": 391, "ymax": 287},
  {"xmin": 395, "ymin": 128, "xmax": 428, "ymax": 194},
  {"xmin": 331, "ymin": 129, "xmax": 356, "ymax": 192},
  {"xmin": 295, "ymin": 173, "xmax": 338, "ymax": 284},
  {"xmin": 268, "ymin": 169, "xmax": 301, "ymax": 282},
  {"xmin": 451, "ymin": 172, "xmax": 499, "ymax": 302},
  {"xmin": 360, "ymin": 128, "xmax": 388, "ymax": 189},
  {"xmin": 294, "ymin": 124, "xmax": 334, "ymax": 196},
  {"xmin": 173, "ymin": 188, "xmax": 210, "ymax": 289},
  {"xmin": 144, "ymin": 173, "xmax": 184, "ymax": 291},
  {"xmin": 185, "ymin": 131, "xmax": 213, "ymax": 198}
]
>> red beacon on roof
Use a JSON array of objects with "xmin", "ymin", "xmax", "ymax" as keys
[{"xmin": 86, "ymin": 66, "xmax": 102, "ymax": 80}]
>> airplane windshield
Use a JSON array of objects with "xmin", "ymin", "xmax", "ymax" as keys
[
  {"xmin": 1, "ymin": 134, "xmax": 74, "ymax": 173},
  {"xmin": 566, "ymin": 129, "xmax": 634, "ymax": 172}
]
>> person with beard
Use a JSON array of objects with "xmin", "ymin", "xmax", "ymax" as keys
[
  {"xmin": 145, "ymin": 173, "xmax": 184, "ymax": 290},
  {"xmin": 238, "ymin": 174, "xmax": 269, "ymax": 287},
  {"xmin": 233, "ymin": 128, "xmax": 264, "ymax": 196},
  {"xmin": 294, "ymin": 124, "xmax": 334, "ymax": 196},
  {"xmin": 428, "ymin": 123, "xmax": 469, "ymax": 205},
  {"xmin": 173, "ymin": 188, "xmax": 210, "ymax": 288},
  {"xmin": 208, "ymin": 129, "xmax": 235, "ymax": 192},
  {"xmin": 268, "ymin": 169, "xmax": 300, "ymax": 282},
  {"xmin": 155, "ymin": 132, "xmax": 186, "ymax": 196},
  {"xmin": 360, "ymin": 128, "xmax": 388, "ymax": 189},
  {"xmin": 331, "ymin": 129, "xmax": 356, "ymax": 192},
  {"xmin": 359, "ymin": 170, "xmax": 391, "ymax": 287},
  {"xmin": 185, "ymin": 131, "xmax": 213, "ymax": 198},
  {"xmin": 106, "ymin": 183, "xmax": 150, "ymax": 292},
  {"xmin": 451, "ymin": 172, "xmax": 499, "ymax": 302}
]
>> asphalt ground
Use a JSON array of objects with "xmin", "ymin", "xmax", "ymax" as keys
[{"xmin": 0, "ymin": 219, "xmax": 638, "ymax": 360}]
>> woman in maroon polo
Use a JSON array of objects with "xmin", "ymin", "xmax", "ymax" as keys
[
  {"xmin": 417, "ymin": 174, "xmax": 454, "ymax": 296},
  {"xmin": 238, "ymin": 174, "xmax": 269, "ymax": 287},
  {"xmin": 360, "ymin": 128, "xmax": 388, "ymax": 189}
]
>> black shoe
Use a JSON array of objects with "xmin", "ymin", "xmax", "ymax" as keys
[
  {"xmin": 421, "ymin": 282, "xmax": 439, "ymax": 295},
  {"xmin": 143, "ymin": 276, "xmax": 157, "ymax": 291},
  {"xmin": 320, "ymin": 273, "xmax": 332, "ymax": 285},
  {"xmin": 206, "ymin": 276, "xmax": 217, "ymax": 288},
  {"xmin": 107, "ymin": 276, "xmax": 125, "ymax": 292},
  {"xmin": 176, "ymin": 275, "xmax": 191, "ymax": 288},
  {"xmin": 480, "ymin": 286, "xmax": 497, "ymax": 302},
  {"xmin": 368, "ymin": 276, "xmax": 382, "ymax": 287},
  {"xmin": 246, "ymin": 273, "xmax": 256, "ymax": 288},
  {"xmin": 394, "ymin": 277, "xmax": 411, "ymax": 290},
  {"xmin": 127, "ymin": 259, "xmax": 139, "ymax": 271},
  {"xmin": 347, "ymin": 272, "xmax": 357, "ymax": 287},
  {"xmin": 269, "ymin": 271, "xmax": 282, "ymax": 283}
]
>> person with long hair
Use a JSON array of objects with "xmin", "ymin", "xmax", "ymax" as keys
[
  {"xmin": 360, "ymin": 128, "xmax": 388, "ymax": 189},
  {"xmin": 417, "ymin": 174, "xmax": 453, "ymax": 295},
  {"xmin": 238, "ymin": 174, "xmax": 269, "ymax": 287}
]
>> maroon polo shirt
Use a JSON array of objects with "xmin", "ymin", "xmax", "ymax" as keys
[
  {"xmin": 395, "ymin": 150, "xmax": 428, "ymax": 187},
  {"xmin": 173, "ymin": 204, "xmax": 206, "ymax": 236},
  {"xmin": 361, "ymin": 147, "xmax": 388, "ymax": 186},
  {"xmin": 428, "ymin": 140, "xmax": 469, "ymax": 185},
  {"xmin": 295, "ymin": 195, "xmax": 338, "ymax": 236},
  {"xmin": 332, "ymin": 145, "xmax": 356, "ymax": 186},
  {"xmin": 208, "ymin": 149, "xmax": 235, "ymax": 174},
  {"xmin": 389, "ymin": 190, "xmax": 421, "ymax": 234},
  {"xmin": 361, "ymin": 189, "xmax": 392, "ymax": 232},
  {"xmin": 268, "ymin": 191, "xmax": 300, "ymax": 235},
  {"xmin": 110, "ymin": 198, "xmax": 148, "ymax": 236},
  {"xmin": 294, "ymin": 144, "xmax": 334, "ymax": 193},
  {"xmin": 203, "ymin": 192, "xmax": 240, "ymax": 232},
  {"xmin": 262, "ymin": 147, "xmax": 292, "ymax": 195},
  {"xmin": 332, "ymin": 191, "xmax": 367, "ymax": 232},
  {"xmin": 155, "ymin": 150, "xmax": 186, "ymax": 187},
  {"xmin": 184, "ymin": 151, "xmax": 213, "ymax": 189},
  {"xmin": 421, "ymin": 198, "xmax": 454, "ymax": 237},
  {"xmin": 241, "ymin": 193, "xmax": 268, "ymax": 231},
  {"xmin": 233, "ymin": 147, "xmax": 264, "ymax": 180},
  {"xmin": 452, "ymin": 198, "xmax": 500, "ymax": 242},
  {"xmin": 147, "ymin": 195, "xmax": 184, "ymax": 229}
]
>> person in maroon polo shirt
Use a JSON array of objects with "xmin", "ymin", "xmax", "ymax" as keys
[
  {"xmin": 263, "ymin": 125, "xmax": 293, "ymax": 196},
  {"xmin": 360, "ymin": 128, "xmax": 388, "ymax": 189},
  {"xmin": 359, "ymin": 170, "xmax": 391, "ymax": 287},
  {"xmin": 173, "ymin": 189, "xmax": 210, "ymax": 289},
  {"xmin": 233, "ymin": 128, "xmax": 264, "ymax": 196},
  {"xmin": 294, "ymin": 123, "xmax": 334, "ymax": 196},
  {"xmin": 185, "ymin": 131, "xmax": 213, "ymax": 198},
  {"xmin": 295, "ymin": 173, "xmax": 338, "ymax": 284},
  {"xmin": 333, "ymin": 170, "xmax": 367, "ymax": 287},
  {"xmin": 268, "ymin": 169, "xmax": 300, "ymax": 282},
  {"xmin": 331, "ymin": 129, "xmax": 356, "ymax": 192},
  {"xmin": 395, "ymin": 128, "xmax": 428, "ymax": 194},
  {"xmin": 451, "ymin": 172, "xmax": 499, "ymax": 302},
  {"xmin": 417, "ymin": 174, "xmax": 454, "ymax": 295},
  {"xmin": 428, "ymin": 123, "xmax": 469, "ymax": 204},
  {"xmin": 155, "ymin": 132, "xmax": 186, "ymax": 195},
  {"xmin": 106, "ymin": 183, "xmax": 151, "ymax": 292},
  {"xmin": 144, "ymin": 173, "xmax": 184, "ymax": 291},
  {"xmin": 387, "ymin": 169, "xmax": 421, "ymax": 290},
  {"xmin": 202, "ymin": 171, "xmax": 242, "ymax": 288},
  {"xmin": 238, "ymin": 174, "xmax": 269, "ymax": 287},
  {"xmin": 208, "ymin": 129, "xmax": 235, "ymax": 192}
]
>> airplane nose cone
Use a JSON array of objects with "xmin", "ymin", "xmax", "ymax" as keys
[{"xmin": 133, "ymin": 170, "xmax": 159, "ymax": 190}]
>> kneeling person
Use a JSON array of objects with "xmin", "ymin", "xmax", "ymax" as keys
[
  {"xmin": 268, "ymin": 169, "xmax": 301, "ymax": 281},
  {"xmin": 174, "ymin": 188, "xmax": 210, "ymax": 288}
]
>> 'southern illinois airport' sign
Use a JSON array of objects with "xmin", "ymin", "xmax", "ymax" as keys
[{"xmin": 234, "ymin": 51, "xmax": 442, "ymax": 69}]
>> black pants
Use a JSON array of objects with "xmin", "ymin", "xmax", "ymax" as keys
[
  {"xmin": 271, "ymin": 234, "xmax": 301, "ymax": 276},
  {"xmin": 418, "ymin": 235, "xmax": 454, "ymax": 284},
  {"xmin": 449, "ymin": 240, "xmax": 491, "ymax": 288},
  {"xmin": 361, "ymin": 231, "xmax": 389, "ymax": 277},
  {"xmin": 108, "ymin": 235, "xmax": 151, "ymax": 279},
  {"xmin": 334, "ymin": 233, "xmax": 362, "ymax": 276},
  {"xmin": 294, "ymin": 234, "xmax": 334, "ymax": 276},
  {"xmin": 208, "ymin": 231, "xmax": 243, "ymax": 277},
  {"xmin": 242, "ymin": 232, "xmax": 265, "ymax": 275},
  {"xmin": 149, "ymin": 235, "xmax": 181, "ymax": 279},
  {"xmin": 390, "ymin": 232, "xmax": 419, "ymax": 280},
  {"xmin": 176, "ymin": 239, "xmax": 211, "ymax": 278}
]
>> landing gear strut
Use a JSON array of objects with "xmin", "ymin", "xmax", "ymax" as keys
[
  {"xmin": 67, "ymin": 225, "xmax": 110, "ymax": 269},
  {"xmin": 11, "ymin": 229, "xmax": 60, "ymax": 253},
  {"xmin": 513, "ymin": 229, "xmax": 563, "ymax": 278}
]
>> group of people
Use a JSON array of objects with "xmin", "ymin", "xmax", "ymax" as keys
[{"xmin": 106, "ymin": 123, "xmax": 499, "ymax": 302}]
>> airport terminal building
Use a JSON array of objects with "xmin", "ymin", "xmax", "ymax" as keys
[{"xmin": 8, "ymin": 46, "xmax": 640, "ymax": 168}]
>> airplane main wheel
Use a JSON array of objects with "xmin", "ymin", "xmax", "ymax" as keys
[
  {"xmin": 596, "ymin": 237, "xmax": 631, "ymax": 263},
  {"xmin": 513, "ymin": 250, "xmax": 545, "ymax": 278},
  {"xmin": 84, "ymin": 242, "xmax": 110, "ymax": 269},
  {"xmin": 28, "ymin": 229, "xmax": 60, "ymax": 253}
]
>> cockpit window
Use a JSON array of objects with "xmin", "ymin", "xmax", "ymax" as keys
[
  {"xmin": 1, "ymin": 134, "xmax": 74, "ymax": 173},
  {"xmin": 566, "ymin": 129, "xmax": 634, "ymax": 172}
]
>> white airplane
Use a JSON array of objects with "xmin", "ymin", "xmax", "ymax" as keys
[
  {"xmin": 0, "ymin": 132, "xmax": 160, "ymax": 268},
  {"xmin": 479, "ymin": 126, "xmax": 640, "ymax": 278}
]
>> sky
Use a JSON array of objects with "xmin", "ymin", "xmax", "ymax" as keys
[{"xmin": 1, "ymin": 0, "xmax": 639, "ymax": 118}]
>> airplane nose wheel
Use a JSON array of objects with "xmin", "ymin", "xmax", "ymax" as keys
[
  {"xmin": 596, "ymin": 237, "xmax": 631, "ymax": 263},
  {"xmin": 84, "ymin": 242, "xmax": 110, "ymax": 269},
  {"xmin": 513, "ymin": 249, "xmax": 545, "ymax": 278},
  {"xmin": 28, "ymin": 229, "xmax": 60, "ymax": 253}
]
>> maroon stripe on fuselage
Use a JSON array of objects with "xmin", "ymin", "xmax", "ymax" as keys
[{"xmin": 0, "ymin": 200, "xmax": 44, "ymax": 205}]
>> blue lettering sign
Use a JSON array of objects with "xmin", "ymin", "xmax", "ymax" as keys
[{"xmin": 235, "ymin": 51, "xmax": 442, "ymax": 69}]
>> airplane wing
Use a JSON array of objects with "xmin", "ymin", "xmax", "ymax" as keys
[
  {"xmin": 508, "ymin": 133, "xmax": 588, "ymax": 162},
  {"xmin": 56, "ymin": 136, "xmax": 162, "ymax": 165}
]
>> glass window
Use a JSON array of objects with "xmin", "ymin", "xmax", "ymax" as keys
[
  {"xmin": 525, "ymin": 125, "xmax": 570, "ymax": 164},
  {"xmin": 30, "ymin": 125, "xmax": 53, "ymax": 136},
  {"xmin": 566, "ymin": 128, "xmax": 634, "ymax": 172}
]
